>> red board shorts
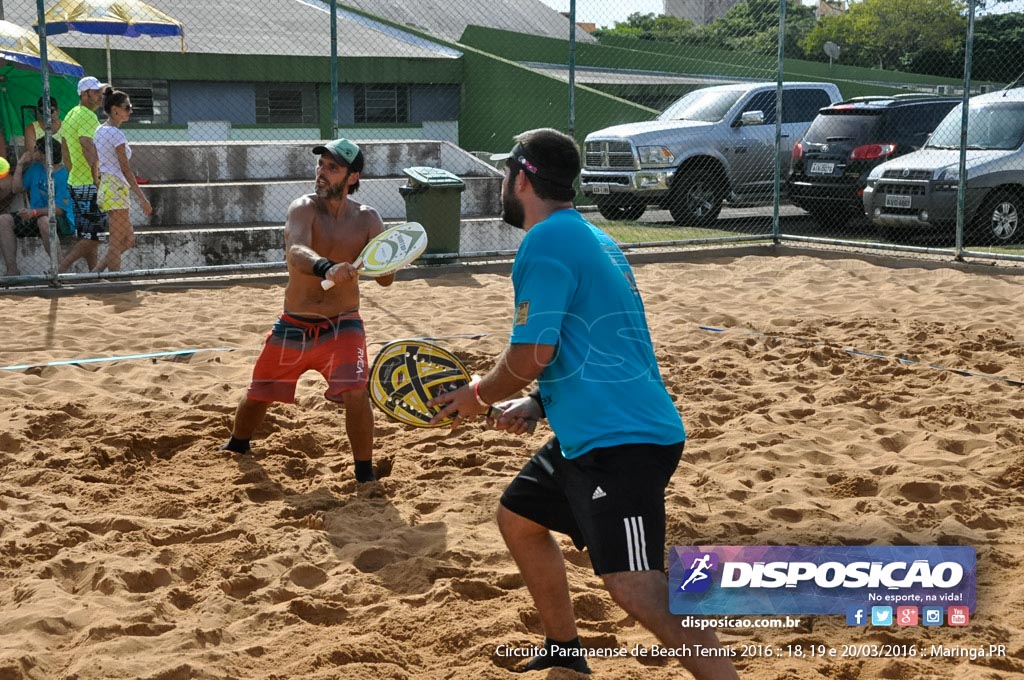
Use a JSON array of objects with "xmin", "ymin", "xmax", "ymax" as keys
[{"xmin": 246, "ymin": 311, "xmax": 368, "ymax": 403}]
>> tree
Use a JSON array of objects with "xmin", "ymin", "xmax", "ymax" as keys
[
  {"xmin": 708, "ymin": 0, "xmax": 818, "ymax": 57},
  {"xmin": 596, "ymin": 12, "xmax": 698, "ymax": 43},
  {"xmin": 801, "ymin": 0, "xmax": 966, "ymax": 70},
  {"xmin": 971, "ymin": 12, "xmax": 1024, "ymax": 82},
  {"xmin": 595, "ymin": 4, "xmax": 816, "ymax": 56}
]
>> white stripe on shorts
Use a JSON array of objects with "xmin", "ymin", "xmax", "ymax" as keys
[{"xmin": 623, "ymin": 516, "xmax": 650, "ymax": 571}]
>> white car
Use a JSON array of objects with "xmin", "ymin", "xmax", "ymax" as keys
[{"xmin": 863, "ymin": 87, "xmax": 1024, "ymax": 244}]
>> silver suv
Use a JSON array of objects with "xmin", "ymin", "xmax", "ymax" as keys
[
  {"xmin": 581, "ymin": 82, "xmax": 841, "ymax": 225},
  {"xmin": 863, "ymin": 87, "xmax": 1024, "ymax": 244}
]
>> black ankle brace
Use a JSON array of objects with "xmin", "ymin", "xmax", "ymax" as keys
[
  {"xmin": 354, "ymin": 459, "xmax": 375, "ymax": 483},
  {"xmin": 221, "ymin": 436, "xmax": 251, "ymax": 454}
]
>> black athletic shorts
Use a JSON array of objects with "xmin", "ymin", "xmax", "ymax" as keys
[
  {"xmin": 500, "ymin": 437, "xmax": 684, "ymax": 575},
  {"xmin": 11, "ymin": 213, "xmax": 73, "ymax": 238},
  {"xmin": 69, "ymin": 184, "xmax": 107, "ymax": 240}
]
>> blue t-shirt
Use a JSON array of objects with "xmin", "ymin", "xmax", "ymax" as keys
[
  {"xmin": 22, "ymin": 163, "xmax": 75, "ymax": 231},
  {"xmin": 509, "ymin": 208, "xmax": 685, "ymax": 459}
]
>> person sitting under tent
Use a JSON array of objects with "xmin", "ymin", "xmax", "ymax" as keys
[{"xmin": 0, "ymin": 138, "xmax": 75, "ymax": 276}]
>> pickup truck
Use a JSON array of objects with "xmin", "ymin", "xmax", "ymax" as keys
[{"xmin": 580, "ymin": 81, "xmax": 842, "ymax": 225}]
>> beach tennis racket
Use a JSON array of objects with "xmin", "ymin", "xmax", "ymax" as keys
[
  {"xmin": 369, "ymin": 340, "xmax": 475, "ymax": 428},
  {"xmin": 321, "ymin": 221, "xmax": 428, "ymax": 290}
]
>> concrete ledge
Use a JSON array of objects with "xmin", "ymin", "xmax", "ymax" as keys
[
  {"xmin": 3, "ymin": 140, "xmax": 518, "ymax": 283},
  {"xmin": 120, "ymin": 139, "xmax": 504, "ymax": 234},
  {"xmin": 138, "ymin": 175, "xmax": 502, "ymax": 227},
  {"xmin": 131, "ymin": 140, "xmax": 503, "ymax": 183},
  {"xmin": 7, "ymin": 218, "xmax": 524, "ymax": 274}
]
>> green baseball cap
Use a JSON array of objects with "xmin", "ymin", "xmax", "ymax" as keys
[{"xmin": 312, "ymin": 138, "xmax": 361, "ymax": 166}]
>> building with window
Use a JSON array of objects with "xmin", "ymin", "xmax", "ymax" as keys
[
  {"xmin": 817, "ymin": 0, "xmax": 849, "ymax": 18},
  {"xmin": 0, "ymin": 1, "xmax": 452, "ymax": 143},
  {"xmin": 2, "ymin": 0, "xmax": 592, "ymax": 147},
  {"xmin": 663, "ymin": 0, "xmax": 744, "ymax": 26}
]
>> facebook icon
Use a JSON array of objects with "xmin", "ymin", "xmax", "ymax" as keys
[{"xmin": 846, "ymin": 606, "xmax": 866, "ymax": 626}]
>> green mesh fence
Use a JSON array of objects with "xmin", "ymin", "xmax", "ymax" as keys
[{"xmin": 0, "ymin": 0, "xmax": 1021, "ymax": 288}]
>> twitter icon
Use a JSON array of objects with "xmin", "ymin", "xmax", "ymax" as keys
[{"xmin": 871, "ymin": 606, "xmax": 893, "ymax": 626}]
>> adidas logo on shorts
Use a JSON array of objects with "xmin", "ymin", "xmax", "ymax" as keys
[{"xmin": 591, "ymin": 486, "xmax": 607, "ymax": 500}]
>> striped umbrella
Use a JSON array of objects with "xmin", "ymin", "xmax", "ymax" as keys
[
  {"xmin": 38, "ymin": 0, "xmax": 185, "ymax": 86},
  {"xmin": 0, "ymin": 19, "xmax": 84, "ymax": 77}
]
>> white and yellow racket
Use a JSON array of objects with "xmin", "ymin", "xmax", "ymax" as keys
[{"xmin": 321, "ymin": 221, "xmax": 428, "ymax": 290}]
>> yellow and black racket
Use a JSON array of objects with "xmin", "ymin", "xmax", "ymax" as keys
[{"xmin": 369, "ymin": 340, "xmax": 473, "ymax": 428}]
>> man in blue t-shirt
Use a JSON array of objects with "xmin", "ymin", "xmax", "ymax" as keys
[
  {"xmin": 430, "ymin": 129, "xmax": 738, "ymax": 679},
  {"xmin": 0, "ymin": 139, "xmax": 74, "ymax": 276}
]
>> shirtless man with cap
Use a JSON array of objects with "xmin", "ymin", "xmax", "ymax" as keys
[{"xmin": 222, "ymin": 139, "xmax": 393, "ymax": 484}]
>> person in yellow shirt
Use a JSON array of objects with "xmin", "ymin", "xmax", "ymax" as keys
[{"xmin": 58, "ymin": 76, "xmax": 108, "ymax": 273}]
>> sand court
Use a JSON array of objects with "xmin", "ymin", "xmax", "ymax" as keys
[{"xmin": 1, "ymin": 254, "xmax": 1022, "ymax": 679}]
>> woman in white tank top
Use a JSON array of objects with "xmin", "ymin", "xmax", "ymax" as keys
[{"xmin": 91, "ymin": 87, "xmax": 152, "ymax": 273}]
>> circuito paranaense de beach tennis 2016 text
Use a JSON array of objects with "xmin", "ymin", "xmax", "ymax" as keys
[{"xmin": 495, "ymin": 643, "xmax": 1009, "ymax": 660}]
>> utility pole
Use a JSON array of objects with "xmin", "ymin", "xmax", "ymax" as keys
[
  {"xmin": 330, "ymin": 0, "xmax": 339, "ymax": 139},
  {"xmin": 568, "ymin": 0, "xmax": 576, "ymax": 139}
]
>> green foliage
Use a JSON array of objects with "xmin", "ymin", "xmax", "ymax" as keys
[
  {"xmin": 800, "ymin": 0, "xmax": 966, "ymax": 71},
  {"xmin": 596, "ymin": 12, "xmax": 699, "ymax": 42},
  {"xmin": 713, "ymin": 0, "xmax": 816, "ymax": 38},
  {"xmin": 596, "ymin": 0, "xmax": 1016, "ymax": 82},
  {"xmin": 596, "ymin": 1, "xmax": 815, "ymax": 57},
  {"xmin": 972, "ymin": 12, "xmax": 1024, "ymax": 82}
]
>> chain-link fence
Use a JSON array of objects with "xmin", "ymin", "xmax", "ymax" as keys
[{"xmin": 1, "ymin": 0, "xmax": 1021, "ymax": 288}]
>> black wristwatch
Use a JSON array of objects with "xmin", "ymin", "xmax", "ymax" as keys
[{"xmin": 527, "ymin": 388, "xmax": 546, "ymax": 418}]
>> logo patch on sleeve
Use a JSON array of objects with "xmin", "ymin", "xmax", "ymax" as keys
[{"xmin": 515, "ymin": 301, "xmax": 530, "ymax": 326}]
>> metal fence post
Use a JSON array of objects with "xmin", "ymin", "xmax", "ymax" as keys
[
  {"xmin": 330, "ymin": 0, "xmax": 339, "ymax": 139},
  {"xmin": 36, "ymin": 0, "xmax": 59, "ymax": 286},
  {"xmin": 568, "ymin": 0, "xmax": 576, "ymax": 139},
  {"xmin": 772, "ymin": 0, "xmax": 787, "ymax": 243},
  {"xmin": 955, "ymin": 0, "xmax": 977, "ymax": 261}
]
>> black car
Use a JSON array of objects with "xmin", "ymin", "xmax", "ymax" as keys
[{"xmin": 787, "ymin": 94, "xmax": 959, "ymax": 226}]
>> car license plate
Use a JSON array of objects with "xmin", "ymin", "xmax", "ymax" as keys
[
  {"xmin": 590, "ymin": 184, "xmax": 610, "ymax": 195},
  {"xmin": 885, "ymin": 194, "xmax": 912, "ymax": 209},
  {"xmin": 809, "ymin": 162, "xmax": 835, "ymax": 175}
]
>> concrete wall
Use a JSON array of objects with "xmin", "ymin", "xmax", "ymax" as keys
[
  {"xmin": 129, "ymin": 140, "xmax": 500, "ymax": 182},
  {"xmin": 134, "ymin": 175, "xmax": 500, "ymax": 227},
  {"xmin": 12, "ymin": 218, "xmax": 522, "ymax": 276},
  {"xmin": 123, "ymin": 122, "xmax": 460, "ymax": 145},
  {"xmin": 3, "ymin": 140, "xmax": 508, "ymax": 280},
  {"xmin": 120, "ymin": 140, "xmax": 502, "ymax": 227}
]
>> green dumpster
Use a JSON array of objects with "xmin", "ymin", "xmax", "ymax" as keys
[{"xmin": 399, "ymin": 166, "xmax": 465, "ymax": 256}]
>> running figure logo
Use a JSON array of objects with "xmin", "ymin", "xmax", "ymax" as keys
[{"xmin": 678, "ymin": 551, "xmax": 720, "ymax": 593}]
